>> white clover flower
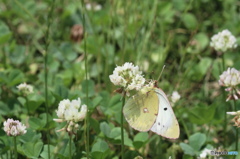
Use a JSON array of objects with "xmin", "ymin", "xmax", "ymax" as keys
[
  {"xmin": 219, "ymin": 68, "xmax": 240, "ymax": 87},
  {"xmin": 54, "ymin": 98, "xmax": 87, "ymax": 134},
  {"xmin": 171, "ymin": 91, "xmax": 181, "ymax": 104},
  {"xmin": 94, "ymin": 4, "xmax": 102, "ymax": 11},
  {"xmin": 85, "ymin": 3, "xmax": 92, "ymax": 10},
  {"xmin": 210, "ymin": 29, "xmax": 237, "ymax": 52},
  {"xmin": 109, "ymin": 62, "xmax": 146, "ymax": 94},
  {"xmin": 17, "ymin": 83, "xmax": 33, "ymax": 95},
  {"xmin": 56, "ymin": 99, "xmax": 71, "ymax": 119},
  {"xmin": 3, "ymin": 119, "xmax": 27, "ymax": 136},
  {"xmin": 55, "ymin": 98, "xmax": 87, "ymax": 122},
  {"xmin": 199, "ymin": 148, "xmax": 211, "ymax": 158},
  {"xmin": 219, "ymin": 68, "xmax": 240, "ymax": 101}
]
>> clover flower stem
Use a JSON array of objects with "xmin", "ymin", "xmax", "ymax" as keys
[
  {"xmin": 81, "ymin": 1, "xmax": 90, "ymax": 158},
  {"xmin": 44, "ymin": 0, "xmax": 56, "ymax": 157},
  {"xmin": 44, "ymin": 53, "xmax": 51, "ymax": 159},
  {"xmin": 221, "ymin": 54, "xmax": 227, "ymax": 147},
  {"xmin": 221, "ymin": 86, "xmax": 227, "ymax": 148},
  {"xmin": 25, "ymin": 96, "xmax": 29, "ymax": 115},
  {"xmin": 13, "ymin": 136, "xmax": 17, "ymax": 159},
  {"xmin": 233, "ymin": 99, "xmax": 238, "ymax": 157},
  {"xmin": 121, "ymin": 91, "xmax": 126, "ymax": 159},
  {"xmin": 221, "ymin": 53, "xmax": 225, "ymax": 72},
  {"xmin": 180, "ymin": 118, "xmax": 190, "ymax": 139},
  {"xmin": 69, "ymin": 134, "xmax": 72, "ymax": 159}
]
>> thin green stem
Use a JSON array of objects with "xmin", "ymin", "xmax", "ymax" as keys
[
  {"xmin": 25, "ymin": 96, "xmax": 29, "ymax": 115},
  {"xmin": 221, "ymin": 54, "xmax": 227, "ymax": 148},
  {"xmin": 234, "ymin": 99, "xmax": 238, "ymax": 157},
  {"xmin": 121, "ymin": 91, "xmax": 126, "ymax": 159},
  {"xmin": 81, "ymin": 1, "xmax": 90, "ymax": 158},
  {"xmin": 13, "ymin": 136, "xmax": 17, "ymax": 159},
  {"xmin": 44, "ymin": 53, "xmax": 50, "ymax": 159},
  {"xmin": 69, "ymin": 134, "xmax": 72, "ymax": 159},
  {"xmin": 221, "ymin": 53, "xmax": 225, "ymax": 71},
  {"xmin": 180, "ymin": 118, "xmax": 190, "ymax": 139},
  {"xmin": 44, "ymin": 0, "xmax": 56, "ymax": 158},
  {"xmin": 224, "ymin": 96, "xmax": 227, "ymax": 148}
]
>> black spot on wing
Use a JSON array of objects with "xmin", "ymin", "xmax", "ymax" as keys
[{"xmin": 164, "ymin": 107, "xmax": 167, "ymax": 111}]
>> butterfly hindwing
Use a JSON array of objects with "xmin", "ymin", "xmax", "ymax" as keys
[
  {"xmin": 150, "ymin": 88, "xmax": 180, "ymax": 139},
  {"xmin": 123, "ymin": 90, "xmax": 159, "ymax": 132}
]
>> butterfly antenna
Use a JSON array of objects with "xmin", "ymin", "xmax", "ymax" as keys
[{"xmin": 157, "ymin": 65, "xmax": 166, "ymax": 82}]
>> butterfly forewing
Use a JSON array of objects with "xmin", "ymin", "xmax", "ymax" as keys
[
  {"xmin": 150, "ymin": 88, "xmax": 180, "ymax": 139},
  {"xmin": 123, "ymin": 90, "xmax": 159, "ymax": 131}
]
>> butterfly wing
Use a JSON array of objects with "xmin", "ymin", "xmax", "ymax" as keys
[
  {"xmin": 150, "ymin": 88, "xmax": 180, "ymax": 139},
  {"xmin": 123, "ymin": 90, "xmax": 159, "ymax": 131}
]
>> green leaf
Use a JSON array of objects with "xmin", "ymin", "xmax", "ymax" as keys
[
  {"xmin": 189, "ymin": 133, "xmax": 206, "ymax": 151},
  {"xmin": 82, "ymin": 80, "xmax": 95, "ymax": 97},
  {"xmin": 187, "ymin": 58, "xmax": 212, "ymax": 82},
  {"xmin": 92, "ymin": 96, "xmax": 103, "ymax": 108},
  {"xmin": 7, "ymin": 69, "xmax": 24, "ymax": 86},
  {"xmin": 182, "ymin": 13, "xmax": 198, "ymax": 30},
  {"xmin": 182, "ymin": 154, "xmax": 194, "ymax": 159},
  {"xmin": 108, "ymin": 127, "xmax": 132, "ymax": 146},
  {"xmin": 188, "ymin": 103, "xmax": 216, "ymax": 124},
  {"xmin": 0, "ymin": 101, "xmax": 10, "ymax": 115},
  {"xmin": 90, "ymin": 118, "xmax": 100, "ymax": 134},
  {"xmin": 133, "ymin": 132, "xmax": 149, "ymax": 149},
  {"xmin": 52, "ymin": 84, "xmax": 69, "ymax": 100},
  {"xmin": 91, "ymin": 139, "xmax": 109, "ymax": 159},
  {"xmin": 19, "ymin": 129, "xmax": 42, "ymax": 143},
  {"xmin": 100, "ymin": 122, "xmax": 111, "ymax": 138},
  {"xmin": 40, "ymin": 145, "xmax": 55, "ymax": 159},
  {"xmin": 91, "ymin": 139, "xmax": 109, "ymax": 153},
  {"xmin": 29, "ymin": 115, "xmax": 46, "ymax": 130},
  {"xmin": 198, "ymin": 58, "xmax": 212, "ymax": 76},
  {"xmin": 27, "ymin": 94, "xmax": 44, "ymax": 112},
  {"xmin": 194, "ymin": 33, "xmax": 209, "ymax": 51},
  {"xmin": 0, "ymin": 21, "xmax": 12, "ymax": 45},
  {"xmin": 23, "ymin": 141, "xmax": 43, "ymax": 158},
  {"xmin": 9, "ymin": 45, "xmax": 26, "ymax": 65},
  {"xmin": 99, "ymin": 92, "xmax": 121, "ymax": 120},
  {"xmin": 180, "ymin": 143, "xmax": 195, "ymax": 156},
  {"xmin": 57, "ymin": 139, "xmax": 76, "ymax": 157}
]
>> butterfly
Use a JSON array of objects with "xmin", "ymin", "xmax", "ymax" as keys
[{"xmin": 123, "ymin": 87, "xmax": 180, "ymax": 139}]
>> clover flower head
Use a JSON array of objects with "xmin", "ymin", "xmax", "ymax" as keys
[
  {"xmin": 171, "ymin": 91, "xmax": 181, "ymax": 104},
  {"xmin": 109, "ymin": 62, "xmax": 145, "ymax": 95},
  {"xmin": 17, "ymin": 83, "xmax": 33, "ymax": 95},
  {"xmin": 199, "ymin": 148, "xmax": 211, "ymax": 159},
  {"xmin": 219, "ymin": 68, "xmax": 240, "ymax": 101},
  {"xmin": 3, "ymin": 119, "xmax": 27, "ymax": 136},
  {"xmin": 210, "ymin": 29, "xmax": 237, "ymax": 52},
  {"xmin": 219, "ymin": 68, "xmax": 240, "ymax": 87},
  {"xmin": 55, "ymin": 98, "xmax": 87, "ymax": 122},
  {"xmin": 54, "ymin": 98, "xmax": 87, "ymax": 134}
]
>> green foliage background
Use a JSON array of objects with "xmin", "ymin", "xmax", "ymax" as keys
[{"xmin": 0, "ymin": 0, "xmax": 240, "ymax": 158}]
